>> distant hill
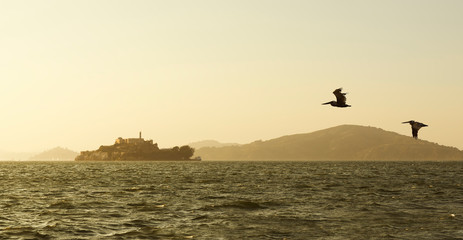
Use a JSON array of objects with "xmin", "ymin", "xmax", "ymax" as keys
[
  {"xmin": 29, "ymin": 147, "xmax": 79, "ymax": 161},
  {"xmin": 188, "ymin": 140, "xmax": 239, "ymax": 149},
  {"xmin": 195, "ymin": 125, "xmax": 463, "ymax": 161}
]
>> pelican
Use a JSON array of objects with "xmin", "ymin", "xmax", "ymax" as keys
[
  {"xmin": 322, "ymin": 88, "xmax": 351, "ymax": 107},
  {"xmin": 402, "ymin": 120, "xmax": 428, "ymax": 139}
]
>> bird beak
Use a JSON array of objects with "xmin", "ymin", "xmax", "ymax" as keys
[
  {"xmin": 402, "ymin": 121, "xmax": 411, "ymax": 124},
  {"xmin": 322, "ymin": 102, "xmax": 330, "ymax": 105},
  {"xmin": 423, "ymin": 124, "xmax": 428, "ymax": 127}
]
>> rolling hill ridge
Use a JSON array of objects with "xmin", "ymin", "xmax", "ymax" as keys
[{"xmin": 195, "ymin": 125, "xmax": 463, "ymax": 161}]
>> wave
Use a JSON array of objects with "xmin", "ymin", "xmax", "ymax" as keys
[
  {"xmin": 1, "ymin": 226, "xmax": 52, "ymax": 239},
  {"xmin": 201, "ymin": 200, "xmax": 268, "ymax": 211},
  {"xmin": 47, "ymin": 200, "xmax": 75, "ymax": 209}
]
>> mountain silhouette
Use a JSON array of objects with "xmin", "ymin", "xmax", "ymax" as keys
[
  {"xmin": 188, "ymin": 140, "xmax": 239, "ymax": 149},
  {"xmin": 29, "ymin": 147, "xmax": 79, "ymax": 161},
  {"xmin": 195, "ymin": 125, "xmax": 463, "ymax": 161}
]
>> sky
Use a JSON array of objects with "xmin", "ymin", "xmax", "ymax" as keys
[{"xmin": 1, "ymin": 0, "xmax": 462, "ymax": 153}]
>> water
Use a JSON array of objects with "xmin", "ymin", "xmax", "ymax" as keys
[{"xmin": 0, "ymin": 161, "xmax": 462, "ymax": 239}]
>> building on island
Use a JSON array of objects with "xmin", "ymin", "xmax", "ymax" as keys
[
  {"xmin": 75, "ymin": 131, "xmax": 196, "ymax": 161},
  {"xmin": 115, "ymin": 131, "xmax": 154, "ymax": 145}
]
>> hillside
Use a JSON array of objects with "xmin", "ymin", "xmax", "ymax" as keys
[
  {"xmin": 29, "ymin": 147, "xmax": 79, "ymax": 161},
  {"xmin": 195, "ymin": 125, "xmax": 463, "ymax": 161},
  {"xmin": 188, "ymin": 140, "xmax": 239, "ymax": 149}
]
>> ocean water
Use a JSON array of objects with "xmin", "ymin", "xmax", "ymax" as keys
[{"xmin": 0, "ymin": 161, "xmax": 462, "ymax": 240}]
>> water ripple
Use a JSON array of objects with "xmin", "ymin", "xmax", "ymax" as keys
[{"xmin": 0, "ymin": 161, "xmax": 462, "ymax": 239}]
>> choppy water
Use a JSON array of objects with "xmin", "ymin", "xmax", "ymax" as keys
[{"xmin": 1, "ymin": 161, "xmax": 462, "ymax": 239}]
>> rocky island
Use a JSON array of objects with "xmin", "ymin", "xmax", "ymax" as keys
[{"xmin": 75, "ymin": 132, "xmax": 196, "ymax": 161}]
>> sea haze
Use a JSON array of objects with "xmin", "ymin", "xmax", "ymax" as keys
[{"xmin": 1, "ymin": 161, "xmax": 462, "ymax": 239}]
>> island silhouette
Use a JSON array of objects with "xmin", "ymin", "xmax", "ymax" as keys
[{"xmin": 75, "ymin": 132, "xmax": 196, "ymax": 161}]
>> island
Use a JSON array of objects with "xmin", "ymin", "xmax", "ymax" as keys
[{"xmin": 75, "ymin": 132, "xmax": 197, "ymax": 161}]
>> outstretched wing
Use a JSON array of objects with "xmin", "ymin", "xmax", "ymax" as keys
[
  {"xmin": 418, "ymin": 122, "xmax": 428, "ymax": 128},
  {"xmin": 412, "ymin": 122, "xmax": 427, "ymax": 131},
  {"xmin": 333, "ymin": 88, "xmax": 347, "ymax": 105}
]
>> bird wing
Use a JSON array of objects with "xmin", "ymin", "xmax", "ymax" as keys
[
  {"xmin": 419, "ymin": 122, "xmax": 428, "ymax": 128},
  {"xmin": 333, "ymin": 88, "xmax": 346, "ymax": 104},
  {"xmin": 412, "ymin": 122, "xmax": 427, "ymax": 130}
]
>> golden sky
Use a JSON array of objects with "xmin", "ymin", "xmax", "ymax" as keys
[{"xmin": 1, "ymin": 0, "xmax": 462, "ymax": 152}]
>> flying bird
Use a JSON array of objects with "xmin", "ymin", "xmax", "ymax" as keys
[
  {"xmin": 402, "ymin": 120, "xmax": 428, "ymax": 139},
  {"xmin": 322, "ymin": 88, "xmax": 351, "ymax": 107}
]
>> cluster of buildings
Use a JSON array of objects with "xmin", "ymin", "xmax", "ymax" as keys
[{"xmin": 115, "ymin": 132, "xmax": 154, "ymax": 145}]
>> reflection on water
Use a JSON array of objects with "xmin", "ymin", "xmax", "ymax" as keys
[{"xmin": 0, "ymin": 161, "xmax": 462, "ymax": 239}]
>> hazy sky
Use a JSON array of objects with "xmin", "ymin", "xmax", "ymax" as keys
[{"xmin": 1, "ymin": 0, "xmax": 462, "ymax": 152}]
